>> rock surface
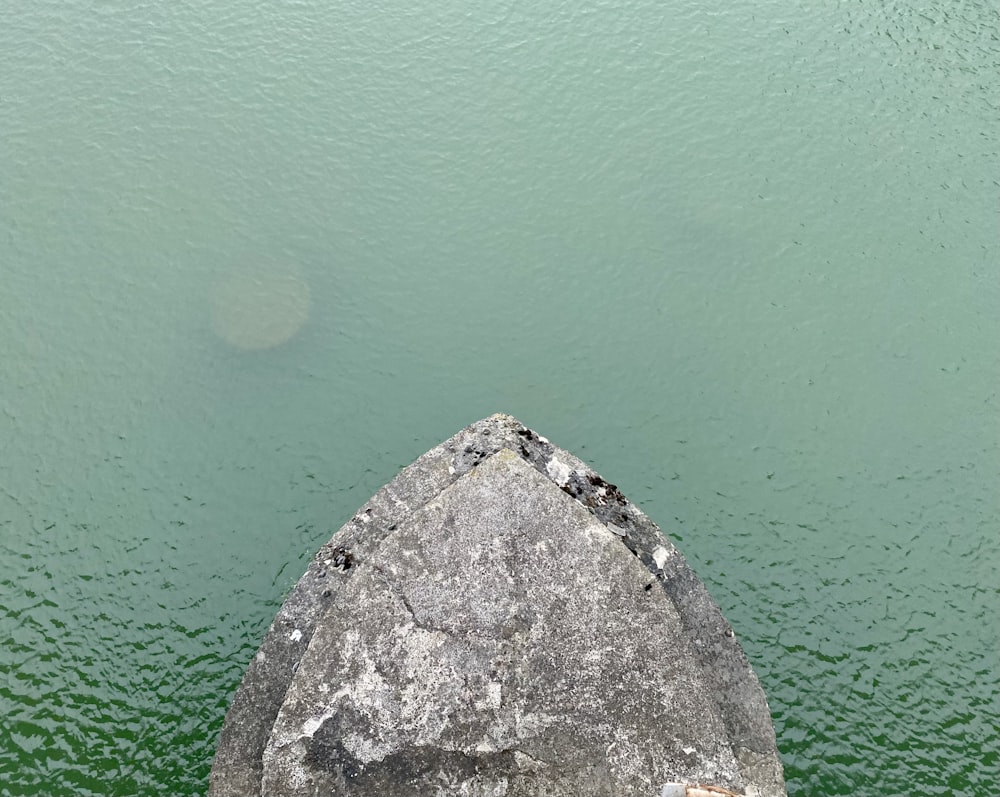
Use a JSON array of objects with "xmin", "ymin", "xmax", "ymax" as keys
[{"xmin": 209, "ymin": 414, "xmax": 786, "ymax": 797}]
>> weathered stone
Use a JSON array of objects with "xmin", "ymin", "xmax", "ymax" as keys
[{"xmin": 209, "ymin": 414, "xmax": 786, "ymax": 797}]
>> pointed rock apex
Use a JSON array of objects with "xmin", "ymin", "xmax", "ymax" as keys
[{"xmin": 209, "ymin": 414, "xmax": 786, "ymax": 797}]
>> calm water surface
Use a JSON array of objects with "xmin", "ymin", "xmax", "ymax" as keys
[{"xmin": 1, "ymin": 1, "xmax": 997, "ymax": 795}]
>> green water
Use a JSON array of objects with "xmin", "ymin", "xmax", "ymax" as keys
[{"xmin": 1, "ymin": 1, "xmax": 997, "ymax": 794}]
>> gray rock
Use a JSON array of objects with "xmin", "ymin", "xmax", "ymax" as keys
[{"xmin": 209, "ymin": 414, "xmax": 786, "ymax": 797}]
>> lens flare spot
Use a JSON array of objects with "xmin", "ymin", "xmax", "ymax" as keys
[{"xmin": 210, "ymin": 264, "xmax": 311, "ymax": 351}]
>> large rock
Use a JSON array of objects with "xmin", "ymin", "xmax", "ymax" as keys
[{"xmin": 209, "ymin": 414, "xmax": 786, "ymax": 797}]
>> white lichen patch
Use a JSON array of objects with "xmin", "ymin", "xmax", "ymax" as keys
[
  {"xmin": 487, "ymin": 681, "xmax": 502, "ymax": 710},
  {"xmin": 513, "ymin": 750, "xmax": 546, "ymax": 773},
  {"xmin": 652, "ymin": 545, "xmax": 673, "ymax": 571},
  {"xmin": 301, "ymin": 711, "xmax": 332, "ymax": 738},
  {"xmin": 545, "ymin": 456, "xmax": 573, "ymax": 486}
]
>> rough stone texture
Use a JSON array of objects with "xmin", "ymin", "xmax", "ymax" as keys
[{"xmin": 209, "ymin": 414, "xmax": 786, "ymax": 797}]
